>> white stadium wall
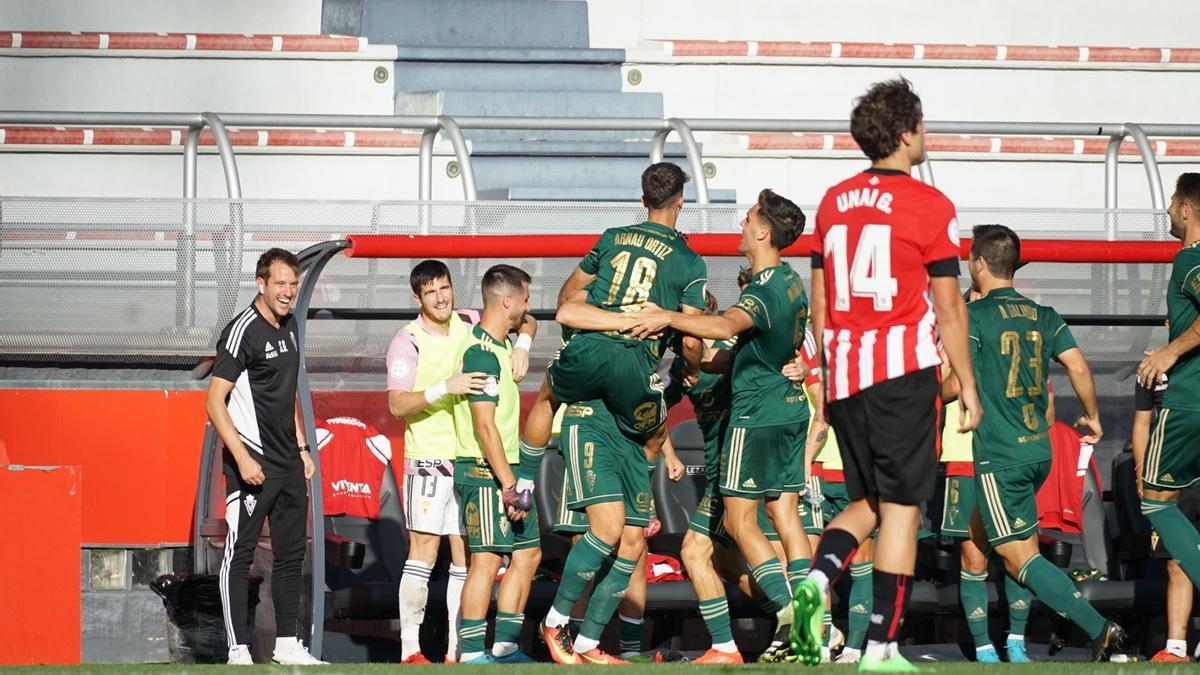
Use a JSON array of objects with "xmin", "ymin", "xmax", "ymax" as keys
[
  {"xmin": 0, "ymin": 0, "xmax": 322, "ymax": 34},
  {"xmin": 587, "ymin": 0, "xmax": 1199, "ymax": 49},
  {"xmin": 588, "ymin": 0, "xmax": 1200, "ymax": 209}
]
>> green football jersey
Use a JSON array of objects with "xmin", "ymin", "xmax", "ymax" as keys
[
  {"xmin": 665, "ymin": 341, "xmax": 734, "ymax": 481},
  {"xmin": 1163, "ymin": 244, "xmax": 1200, "ymax": 411},
  {"xmin": 452, "ymin": 325, "xmax": 520, "ymax": 486},
  {"xmin": 968, "ymin": 287, "xmax": 1078, "ymax": 472},
  {"xmin": 577, "ymin": 221, "xmax": 708, "ymax": 356},
  {"xmin": 727, "ymin": 263, "xmax": 811, "ymax": 428}
]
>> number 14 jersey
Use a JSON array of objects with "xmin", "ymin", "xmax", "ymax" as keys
[{"xmin": 813, "ymin": 169, "xmax": 962, "ymax": 401}]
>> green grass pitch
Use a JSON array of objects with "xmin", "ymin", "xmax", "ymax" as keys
[{"xmin": 0, "ymin": 663, "xmax": 1186, "ymax": 674}]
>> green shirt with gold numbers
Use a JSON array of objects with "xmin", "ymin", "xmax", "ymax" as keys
[
  {"xmin": 578, "ymin": 220, "xmax": 708, "ymax": 356},
  {"xmin": 967, "ymin": 287, "xmax": 1078, "ymax": 473}
]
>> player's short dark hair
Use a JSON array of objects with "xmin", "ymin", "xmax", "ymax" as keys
[
  {"xmin": 736, "ymin": 266, "xmax": 752, "ymax": 289},
  {"xmin": 757, "ymin": 189, "xmax": 806, "ymax": 249},
  {"xmin": 255, "ymin": 248, "xmax": 300, "ymax": 281},
  {"xmin": 481, "ymin": 264, "xmax": 531, "ymax": 298},
  {"xmin": 642, "ymin": 162, "xmax": 690, "ymax": 210},
  {"xmin": 410, "ymin": 259, "xmax": 451, "ymax": 294},
  {"xmin": 850, "ymin": 78, "xmax": 924, "ymax": 161},
  {"xmin": 971, "ymin": 224, "xmax": 1021, "ymax": 279},
  {"xmin": 1176, "ymin": 173, "xmax": 1200, "ymax": 212}
]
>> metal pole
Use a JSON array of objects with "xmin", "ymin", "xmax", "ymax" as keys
[
  {"xmin": 202, "ymin": 113, "xmax": 244, "ymax": 326},
  {"xmin": 649, "ymin": 128, "xmax": 669, "ymax": 164},
  {"xmin": 1124, "ymin": 123, "xmax": 1166, "ymax": 210},
  {"xmin": 419, "ymin": 127, "xmax": 436, "ymax": 234},
  {"xmin": 191, "ymin": 425, "xmax": 218, "ymax": 574},
  {"xmin": 1122, "ymin": 123, "xmax": 1169, "ymax": 358},
  {"xmin": 292, "ymin": 239, "xmax": 353, "ymax": 659},
  {"xmin": 666, "ymin": 118, "xmax": 709, "ymax": 205},
  {"xmin": 201, "ymin": 112, "xmax": 242, "ymax": 199},
  {"xmin": 1104, "ymin": 133, "xmax": 1121, "ymax": 212},
  {"xmin": 436, "ymin": 116, "xmax": 477, "ymax": 201},
  {"xmin": 1100, "ymin": 131, "xmax": 1124, "ymax": 327},
  {"xmin": 179, "ymin": 125, "xmax": 201, "ymax": 328},
  {"xmin": 418, "ymin": 127, "xmax": 436, "ymax": 202},
  {"xmin": 916, "ymin": 156, "xmax": 936, "ymax": 186}
]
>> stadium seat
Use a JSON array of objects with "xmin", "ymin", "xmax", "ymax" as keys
[
  {"xmin": 1111, "ymin": 451, "xmax": 1154, "ymax": 578},
  {"xmin": 656, "ymin": 421, "xmax": 707, "ymax": 531},
  {"xmin": 1039, "ymin": 458, "xmax": 1114, "ymax": 575},
  {"xmin": 323, "ymin": 462, "xmax": 408, "ymax": 594},
  {"xmin": 533, "ymin": 446, "xmax": 574, "ymax": 570}
]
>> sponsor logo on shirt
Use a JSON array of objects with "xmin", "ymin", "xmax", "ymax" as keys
[
  {"xmin": 264, "ymin": 339, "xmax": 288, "ymax": 359},
  {"xmin": 330, "ymin": 479, "xmax": 373, "ymax": 496}
]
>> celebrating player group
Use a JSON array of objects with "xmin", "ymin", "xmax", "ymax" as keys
[{"xmin": 211, "ymin": 77, "xmax": 1200, "ymax": 669}]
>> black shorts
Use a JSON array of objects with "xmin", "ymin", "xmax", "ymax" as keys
[{"xmin": 827, "ymin": 367, "xmax": 940, "ymax": 506}]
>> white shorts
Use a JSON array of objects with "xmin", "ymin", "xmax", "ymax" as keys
[{"xmin": 402, "ymin": 459, "xmax": 462, "ymax": 536}]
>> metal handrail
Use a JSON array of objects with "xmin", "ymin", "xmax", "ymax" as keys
[
  {"xmin": 0, "ymin": 111, "xmax": 1187, "ymax": 208},
  {"xmin": 0, "ymin": 111, "xmax": 1187, "ymax": 325}
]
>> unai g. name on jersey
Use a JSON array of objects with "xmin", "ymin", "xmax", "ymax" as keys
[{"xmin": 813, "ymin": 169, "xmax": 962, "ymax": 401}]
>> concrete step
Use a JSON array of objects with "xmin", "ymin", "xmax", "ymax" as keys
[
  {"xmin": 0, "ymin": 55, "xmax": 395, "ymax": 113},
  {"xmin": 478, "ymin": 185, "xmax": 737, "ymax": 202},
  {"xmin": 393, "ymin": 45, "xmax": 624, "ymax": 64},
  {"xmin": 393, "ymin": 60, "xmax": 622, "ymax": 92},
  {"xmin": 329, "ymin": 0, "xmax": 591, "ymax": 49},
  {"xmin": 397, "ymin": 89, "xmax": 661, "ymax": 117},
  {"xmin": 396, "ymin": 89, "xmax": 662, "ymax": 141},
  {"xmin": 468, "ymin": 140, "xmax": 686, "ymax": 157},
  {"xmin": 470, "ymin": 155, "xmax": 704, "ymax": 191}
]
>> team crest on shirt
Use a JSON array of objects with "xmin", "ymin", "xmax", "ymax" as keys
[
  {"xmin": 947, "ymin": 217, "xmax": 961, "ymax": 246},
  {"xmin": 498, "ymin": 513, "xmax": 510, "ymax": 536},
  {"xmin": 484, "ymin": 375, "xmax": 499, "ymax": 397},
  {"xmin": 244, "ymin": 494, "xmax": 257, "ymax": 516}
]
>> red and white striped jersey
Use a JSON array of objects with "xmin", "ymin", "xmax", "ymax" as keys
[{"xmin": 812, "ymin": 169, "xmax": 961, "ymax": 401}]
